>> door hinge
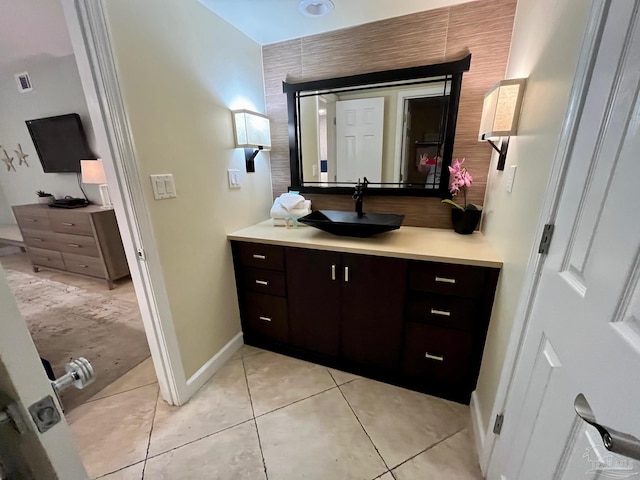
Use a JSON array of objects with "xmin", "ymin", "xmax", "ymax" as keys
[
  {"xmin": 493, "ymin": 413, "xmax": 505, "ymax": 435},
  {"xmin": 538, "ymin": 224, "xmax": 554, "ymax": 254},
  {"xmin": 137, "ymin": 248, "xmax": 147, "ymax": 261}
]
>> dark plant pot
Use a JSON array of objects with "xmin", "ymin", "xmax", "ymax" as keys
[{"xmin": 451, "ymin": 208, "xmax": 481, "ymax": 235}]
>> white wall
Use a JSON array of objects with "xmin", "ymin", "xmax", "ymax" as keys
[
  {"xmin": 474, "ymin": 0, "xmax": 593, "ymax": 430},
  {"xmin": 103, "ymin": 0, "xmax": 273, "ymax": 378},
  {"xmin": 0, "ymin": 54, "xmax": 102, "ymax": 218}
]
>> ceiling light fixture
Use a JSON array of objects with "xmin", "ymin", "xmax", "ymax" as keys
[{"xmin": 299, "ymin": 0, "xmax": 335, "ymax": 17}]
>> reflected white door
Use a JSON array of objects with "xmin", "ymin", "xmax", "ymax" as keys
[
  {"xmin": 489, "ymin": 3, "xmax": 640, "ymax": 479},
  {"xmin": 336, "ymin": 97, "xmax": 384, "ymax": 183},
  {"xmin": 0, "ymin": 264, "xmax": 87, "ymax": 479}
]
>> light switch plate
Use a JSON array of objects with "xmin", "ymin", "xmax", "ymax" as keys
[
  {"xmin": 506, "ymin": 165, "xmax": 517, "ymax": 193},
  {"xmin": 151, "ymin": 174, "xmax": 177, "ymax": 200},
  {"xmin": 227, "ymin": 169, "xmax": 241, "ymax": 189}
]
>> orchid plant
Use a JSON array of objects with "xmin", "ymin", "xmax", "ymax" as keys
[{"xmin": 441, "ymin": 158, "xmax": 481, "ymax": 211}]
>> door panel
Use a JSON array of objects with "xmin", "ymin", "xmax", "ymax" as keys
[
  {"xmin": 489, "ymin": 3, "xmax": 640, "ymax": 479},
  {"xmin": 340, "ymin": 254, "xmax": 407, "ymax": 372},
  {"xmin": 286, "ymin": 248, "xmax": 342, "ymax": 356}
]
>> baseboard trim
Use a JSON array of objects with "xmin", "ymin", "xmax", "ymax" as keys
[
  {"xmin": 182, "ymin": 332, "xmax": 244, "ymax": 403},
  {"xmin": 470, "ymin": 390, "xmax": 486, "ymax": 472}
]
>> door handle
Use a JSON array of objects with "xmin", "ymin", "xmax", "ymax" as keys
[
  {"xmin": 344, "ymin": 266, "xmax": 349, "ymax": 282},
  {"xmin": 574, "ymin": 393, "xmax": 640, "ymax": 461},
  {"xmin": 331, "ymin": 264, "xmax": 336, "ymax": 281},
  {"xmin": 52, "ymin": 357, "xmax": 95, "ymax": 393}
]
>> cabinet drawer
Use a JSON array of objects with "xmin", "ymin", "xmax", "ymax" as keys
[
  {"xmin": 56, "ymin": 232, "xmax": 99, "ymax": 257},
  {"xmin": 28, "ymin": 247, "xmax": 65, "ymax": 270},
  {"xmin": 244, "ymin": 292, "xmax": 289, "ymax": 343},
  {"xmin": 408, "ymin": 262, "xmax": 486, "ymax": 298},
  {"xmin": 242, "ymin": 267, "xmax": 286, "ymax": 297},
  {"xmin": 237, "ymin": 242, "xmax": 284, "ymax": 271},
  {"xmin": 405, "ymin": 293, "xmax": 478, "ymax": 332},
  {"xmin": 402, "ymin": 323, "xmax": 474, "ymax": 385},
  {"xmin": 49, "ymin": 211, "xmax": 93, "ymax": 236},
  {"xmin": 22, "ymin": 229, "xmax": 58, "ymax": 250},
  {"xmin": 14, "ymin": 207, "xmax": 51, "ymax": 231},
  {"xmin": 62, "ymin": 252, "xmax": 106, "ymax": 278}
]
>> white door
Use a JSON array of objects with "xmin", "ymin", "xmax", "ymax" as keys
[
  {"xmin": 0, "ymin": 264, "xmax": 87, "ymax": 479},
  {"xmin": 489, "ymin": 2, "xmax": 640, "ymax": 479},
  {"xmin": 336, "ymin": 97, "xmax": 384, "ymax": 183}
]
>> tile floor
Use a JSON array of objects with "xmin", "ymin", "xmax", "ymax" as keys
[{"xmin": 67, "ymin": 346, "xmax": 483, "ymax": 480}]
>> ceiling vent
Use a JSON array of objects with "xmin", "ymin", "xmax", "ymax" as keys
[{"xmin": 15, "ymin": 72, "xmax": 33, "ymax": 93}]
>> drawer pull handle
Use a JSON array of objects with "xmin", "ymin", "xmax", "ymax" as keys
[
  {"xmin": 331, "ymin": 264, "xmax": 336, "ymax": 281},
  {"xmin": 33, "ymin": 238, "xmax": 43, "ymax": 242},
  {"xmin": 25, "ymin": 218, "xmax": 37, "ymax": 222},
  {"xmin": 62, "ymin": 222, "xmax": 75, "ymax": 226},
  {"xmin": 252, "ymin": 254, "xmax": 266, "ymax": 260},
  {"xmin": 425, "ymin": 352, "xmax": 444, "ymax": 362},
  {"xmin": 344, "ymin": 266, "xmax": 349, "ymax": 283},
  {"xmin": 430, "ymin": 308, "xmax": 451, "ymax": 317},
  {"xmin": 435, "ymin": 276, "xmax": 456, "ymax": 284},
  {"xmin": 68, "ymin": 244, "xmax": 81, "ymax": 248},
  {"xmin": 255, "ymin": 280, "xmax": 269, "ymax": 286},
  {"xmin": 77, "ymin": 264, "xmax": 89, "ymax": 268},
  {"xmin": 259, "ymin": 316, "xmax": 272, "ymax": 322}
]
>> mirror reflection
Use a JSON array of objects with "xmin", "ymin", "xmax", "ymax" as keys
[{"xmin": 299, "ymin": 80, "xmax": 450, "ymax": 189}]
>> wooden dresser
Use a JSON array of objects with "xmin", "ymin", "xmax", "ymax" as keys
[{"xmin": 12, "ymin": 204, "xmax": 129, "ymax": 289}]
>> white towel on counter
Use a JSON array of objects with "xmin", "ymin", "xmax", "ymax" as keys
[{"xmin": 270, "ymin": 194, "xmax": 311, "ymax": 219}]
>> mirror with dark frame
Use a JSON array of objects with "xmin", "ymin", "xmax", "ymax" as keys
[{"xmin": 284, "ymin": 54, "xmax": 471, "ymax": 197}]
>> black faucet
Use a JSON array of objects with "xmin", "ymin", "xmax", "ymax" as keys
[{"xmin": 353, "ymin": 177, "xmax": 370, "ymax": 218}]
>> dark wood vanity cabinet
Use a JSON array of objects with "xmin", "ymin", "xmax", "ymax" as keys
[{"xmin": 231, "ymin": 240, "xmax": 499, "ymax": 403}]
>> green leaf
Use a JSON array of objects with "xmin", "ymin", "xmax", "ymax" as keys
[
  {"xmin": 467, "ymin": 203, "xmax": 483, "ymax": 211},
  {"xmin": 441, "ymin": 199, "xmax": 464, "ymax": 210}
]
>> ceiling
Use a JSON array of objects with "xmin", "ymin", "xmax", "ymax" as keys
[
  {"xmin": 0, "ymin": 0, "xmax": 73, "ymax": 69},
  {"xmin": 199, "ymin": 0, "xmax": 473, "ymax": 46}
]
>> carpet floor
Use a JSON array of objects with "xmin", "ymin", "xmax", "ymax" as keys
[{"xmin": 3, "ymin": 268, "xmax": 150, "ymax": 411}]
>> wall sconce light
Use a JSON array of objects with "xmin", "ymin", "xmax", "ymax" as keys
[
  {"xmin": 81, "ymin": 159, "xmax": 112, "ymax": 208},
  {"xmin": 232, "ymin": 109, "xmax": 271, "ymax": 173},
  {"xmin": 478, "ymin": 78, "xmax": 526, "ymax": 171}
]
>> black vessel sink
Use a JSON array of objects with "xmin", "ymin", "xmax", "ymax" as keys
[{"xmin": 298, "ymin": 210, "xmax": 404, "ymax": 238}]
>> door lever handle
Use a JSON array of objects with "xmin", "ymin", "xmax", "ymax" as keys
[{"xmin": 574, "ymin": 393, "xmax": 640, "ymax": 461}]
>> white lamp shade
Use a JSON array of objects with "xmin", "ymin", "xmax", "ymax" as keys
[
  {"xmin": 81, "ymin": 159, "xmax": 107, "ymax": 184},
  {"xmin": 478, "ymin": 78, "xmax": 526, "ymax": 141},
  {"xmin": 232, "ymin": 110, "xmax": 271, "ymax": 149}
]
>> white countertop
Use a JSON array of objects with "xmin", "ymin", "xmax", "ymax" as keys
[{"xmin": 228, "ymin": 220, "xmax": 502, "ymax": 269}]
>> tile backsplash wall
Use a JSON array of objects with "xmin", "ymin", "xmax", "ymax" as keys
[{"xmin": 263, "ymin": 0, "xmax": 517, "ymax": 228}]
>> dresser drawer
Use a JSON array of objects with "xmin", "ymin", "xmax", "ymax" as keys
[
  {"xmin": 244, "ymin": 292, "xmax": 289, "ymax": 343},
  {"xmin": 28, "ymin": 247, "xmax": 65, "ymax": 270},
  {"xmin": 408, "ymin": 262, "xmax": 486, "ymax": 299},
  {"xmin": 237, "ymin": 242, "xmax": 284, "ymax": 271},
  {"xmin": 242, "ymin": 267, "xmax": 287, "ymax": 297},
  {"xmin": 14, "ymin": 207, "xmax": 51, "ymax": 231},
  {"xmin": 62, "ymin": 252, "xmax": 106, "ymax": 278},
  {"xmin": 22, "ymin": 229, "xmax": 58, "ymax": 250},
  {"xmin": 49, "ymin": 211, "xmax": 93, "ymax": 236},
  {"xmin": 405, "ymin": 293, "xmax": 478, "ymax": 332},
  {"xmin": 401, "ymin": 323, "xmax": 474, "ymax": 385},
  {"xmin": 56, "ymin": 232, "xmax": 99, "ymax": 257}
]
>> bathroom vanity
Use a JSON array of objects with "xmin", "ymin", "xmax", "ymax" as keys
[{"xmin": 229, "ymin": 221, "xmax": 501, "ymax": 403}]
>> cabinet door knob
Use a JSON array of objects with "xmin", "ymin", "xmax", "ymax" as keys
[
  {"xmin": 435, "ymin": 276, "xmax": 456, "ymax": 284},
  {"xmin": 252, "ymin": 254, "xmax": 266, "ymax": 260},
  {"xmin": 259, "ymin": 316, "xmax": 272, "ymax": 322},
  {"xmin": 255, "ymin": 280, "xmax": 269, "ymax": 286},
  {"xmin": 430, "ymin": 308, "xmax": 451, "ymax": 317},
  {"xmin": 344, "ymin": 266, "xmax": 349, "ymax": 282},
  {"xmin": 331, "ymin": 264, "xmax": 336, "ymax": 281},
  {"xmin": 425, "ymin": 352, "xmax": 444, "ymax": 362}
]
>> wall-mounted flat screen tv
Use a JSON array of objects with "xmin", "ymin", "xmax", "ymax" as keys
[{"xmin": 26, "ymin": 113, "xmax": 94, "ymax": 173}]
